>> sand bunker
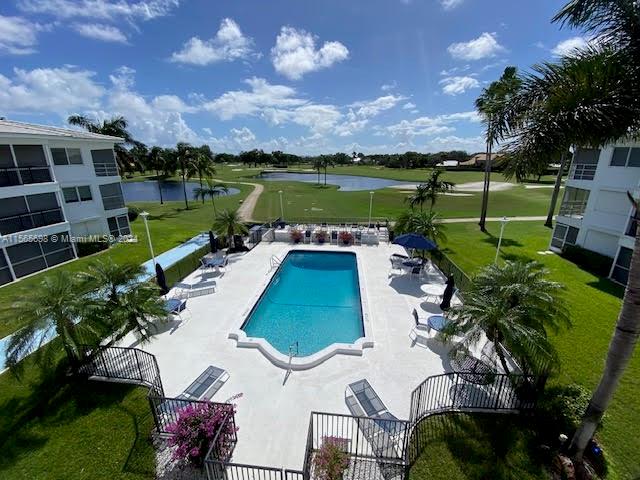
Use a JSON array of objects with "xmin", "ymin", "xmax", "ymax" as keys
[{"xmin": 389, "ymin": 181, "xmax": 515, "ymax": 193}]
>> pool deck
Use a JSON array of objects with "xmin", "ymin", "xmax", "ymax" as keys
[{"xmin": 121, "ymin": 241, "xmax": 462, "ymax": 469}]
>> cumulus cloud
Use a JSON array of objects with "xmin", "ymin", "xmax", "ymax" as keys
[
  {"xmin": 402, "ymin": 102, "xmax": 416, "ymax": 110},
  {"xmin": 439, "ymin": 76, "xmax": 480, "ymax": 95},
  {"xmin": 349, "ymin": 95, "xmax": 406, "ymax": 118},
  {"xmin": 448, "ymin": 32, "xmax": 506, "ymax": 61},
  {"xmin": 441, "ymin": 0, "xmax": 464, "ymax": 10},
  {"xmin": 381, "ymin": 81, "xmax": 397, "ymax": 92},
  {"xmin": 74, "ymin": 23, "xmax": 128, "ymax": 43},
  {"xmin": 384, "ymin": 111, "xmax": 480, "ymax": 138},
  {"xmin": 425, "ymin": 134, "xmax": 484, "ymax": 152},
  {"xmin": 17, "ymin": 0, "xmax": 181, "ymax": 21},
  {"xmin": 271, "ymin": 26, "xmax": 348, "ymax": 80},
  {"xmin": 170, "ymin": 18, "xmax": 255, "ymax": 66},
  {"xmin": 551, "ymin": 36, "xmax": 589, "ymax": 57},
  {"xmin": 0, "ymin": 15, "xmax": 47, "ymax": 55}
]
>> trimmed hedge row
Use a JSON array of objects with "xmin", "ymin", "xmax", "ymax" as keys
[{"xmin": 161, "ymin": 244, "xmax": 211, "ymax": 288}]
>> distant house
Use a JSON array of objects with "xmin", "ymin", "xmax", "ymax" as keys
[
  {"xmin": 436, "ymin": 160, "xmax": 459, "ymax": 168},
  {"xmin": 459, "ymin": 152, "xmax": 503, "ymax": 167}
]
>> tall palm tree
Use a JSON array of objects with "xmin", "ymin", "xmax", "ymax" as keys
[
  {"xmin": 176, "ymin": 142, "xmax": 195, "ymax": 210},
  {"xmin": 312, "ymin": 157, "xmax": 323, "ymax": 185},
  {"xmin": 321, "ymin": 155, "xmax": 334, "ymax": 186},
  {"xmin": 213, "ymin": 209, "xmax": 248, "ymax": 250},
  {"xmin": 405, "ymin": 184, "xmax": 430, "ymax": 211},
  {"xmin": 147, "ymin": 146, "xmax": 166, "ymax": 204},
  {"xmin": 423, "ymin": 168, "xmax": 455, "ymax": 211},
  {"xmin": 394, "ymin": 209, "xmax": 447, "ymax": 244},
  {"xmin": 194, "ymin": 180, "xmax": 229, "ymax": 216},
  {"xmin": 68, "ymin": 115, "xmax": 137, "ymax": 174},
  {"xmin": 475, "ymin": 67, "xmax": 522, "ymax": 232},
  {"xmin": 77, "ymin": 260, "xmax": 145, "ymax": 306},
  {"xmin": 5, "ymin": 271, "xmax": 100, "ymax": 370},
  {"xmin": 441, "ymin": 261, "xmax": 570, "ymax": 376},
  {"xmin": 189, "ymin": 147, "xmax": 217, "ymax": 203}
]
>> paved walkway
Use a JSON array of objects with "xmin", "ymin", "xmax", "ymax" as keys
[{"xmin": 440, "ymin": 215, "xmax": 549, "ymax": 224}]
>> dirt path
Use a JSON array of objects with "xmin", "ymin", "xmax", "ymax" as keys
[{"xmin": 231, "ymin": 181, "xmax": 264, "ymax": 222}]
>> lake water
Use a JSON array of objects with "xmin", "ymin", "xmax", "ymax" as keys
[
  {"xmin": 122, "ymin": 181, "xmax": 240, "ymax": 202},
  {"xmin": 258, "ymin": 172, "xmax": 409, "ymax": 191}
]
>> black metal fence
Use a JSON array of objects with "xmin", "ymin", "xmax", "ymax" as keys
[
  {"xmin": 205, "ymin": 462, "xmax": 306, "ymax": 480},
  {"xmin": 148, "ymin": 395, "xmax": 234, "ymax": 435},
  {"xmin": 429, "ymin": 250, "xmax": 472, "ymax": 293}
]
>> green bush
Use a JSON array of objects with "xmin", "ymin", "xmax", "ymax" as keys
[
  {"xmin": 75, "ymin": 240, "xmax": 109, "ymax": 258},
  {"xmin": 162, "ymin": 245, "xmax": 210, "ymax": 288},
  {"xmin": 128, "ymin": 205, "xmax": 142, "ymax": 222},
  {"xmin": 537, "ymin": 384, "xmax": 595, "ymax": 439},
  {"xmin": 561, "ymin": 245, "xmax": 613, "ymax": 278}
]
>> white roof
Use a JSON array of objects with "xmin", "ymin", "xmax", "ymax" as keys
[{"xmin": 0, "ymin": 119, "xmax": 124, "ymax": 142}]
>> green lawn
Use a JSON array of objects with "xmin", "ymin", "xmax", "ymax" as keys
[
  {"xmin": 0, "ymin": 349, "xmax": 155, "ymax": 479},
  {"xmin": 409, "ymin": 413, "xmax": 549, "ymax": 480},
  {"xmin": 439, "ymin": 221, "xmax": 638, "ymax": 480},
  {"xmin": 0, "ymin": 185, "xmax": 252, "ymax": 339}
]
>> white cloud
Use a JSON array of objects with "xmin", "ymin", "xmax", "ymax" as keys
[
  {"xmin": 385, "ymin": 111, "xmax": 480, "ymax": 138},
  {"xmin": 17, "ymin": 0, "xmax": 181, "ymax": 21},
  {"xmin": 381, "ymin": 81, "xmax": 397, "ymax": 92},
  {"xmin": 230, "ymin": 127, "xmax": 256, "ymax": 146},
  {"xmin": 0, "ymin": 15, "xmax": 46, "ymax": 55},
  {"xmin": 0, "ymin": 67, "xmax": 105, "ymax": 112},
  {"xmin": 271, "ymin": 26, "xmax": 349, "ymax": 80},
  {"xmin": 551, "ymin": 36, "xmax": 588, "ymax": 57},
  {"xmin": 349, "ymin": 95, "xmax": 406, "ymax": 118},
  {"xmin": 439, "ymin": 76, "xmax": 480, "ymax": 95},
  {"xmin": 448, "ymin": 32, "xmax": 506, "ymax": 61},
  {"xmin": 441, "ymin": 0, "xmax": 464, "ymax": 10},
  {"xmin": 402, "ymin": 102, "xmax": 416, "ymax": 110},
  {"xmin": 151, "ymin": 94, "xmax": 196, "ymax": 112},
  {"xmin": 424, "ymin": 135, "xmax": 484, "ymax": 152},
  {"xmin": 170, "ymin": 18, "xmax": 255, "ymax": 66},
  {"xmin": 74, "ymin": 23, "xmax": 128, "ymax": 43}
]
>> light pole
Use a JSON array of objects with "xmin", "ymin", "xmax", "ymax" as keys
[
  {"xmin": 495, "ymin": 216, "xmax": 510, "ymax": 264},
  {"xmin": 140, "ymin": 211, "xmax": 156, "ymax": 266},
  {"xmin": 278, "ymin": 190, "xmax": 284, "ymax": 221},
  {"xmin": 368, "ymin": 191, "xmax": 374, "ymax": 227}
]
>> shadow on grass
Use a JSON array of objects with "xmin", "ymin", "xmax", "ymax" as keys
[
  {"xmin": 480, "ymin": 231, "xmax": 523, "ymax": 249},
  {"xmin": 586, "ymin": 277, "xmax": 625, "ymax": 299}
]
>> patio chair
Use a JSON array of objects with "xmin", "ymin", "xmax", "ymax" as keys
[
  {"xmin": 412, "ymin": 308, "xmax": 431, "ymax": 331},
  {"xmin": 410, "ymin": 265, "xmax": 423, "ymax": 279},
  {"xmin": 354, "ymin": 231, "xmax": 362, "ymax": 245},
  {"xmin": 177, "ymin": 366, "xmax": 230, "ymax": 401},
  {"xmin": 331, "ymin": 230, "xmax": 338, "ymax": 245},
  {"xmin": 304, "ymin": 230, "xmax": 312, "ymax": 244}
]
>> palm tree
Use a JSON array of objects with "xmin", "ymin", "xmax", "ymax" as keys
[
  {"xmin": 475, "ymin": 67, "xmax": 522, "ymax": 232},
  {"xmin": 189, "ymin": 147, "xmax": 217, "ymax": 203},
  {"xmin": 321, "ymin": 155, "xmax": 334, "ymax": 186},
  {"xmin": 213, "ymin": 209, "xmax": 248, "ymax": 250},
  {"xmin": 405, "ymin": 184, "xmax": 430, "ymax": 211},
  {"xmin": 147, "ymin": 146, "xmax": 166, "ymax": 204},
  {"xmin": 5, "ymin": 271, "xmax": 100, "ymax": 370},
  {"xmin": 68, "ymin": 115, "xmax": 137, "ymax": 174},
  {"xmin": 423, "ymin": 168, "xmax": 454, "ymax": 211},
  {"xmin": 312, "ymin": 157, "xmax": 323, "ymax": 185},
  {"xmin": 394, "ymin": 209, "xmax": 447, "ymax": 244},
  {"xmin": 440, "ymin": 261, "xmax": 570, "ymax": 376},
  {"xmin": 194, "ymin": 180, "xmax": 229, "ymax": 216},
  {"xmin": 176, "ymin": 142, "xmax": 195, "ymax": 210},
  {"xmin": 77, "ymin": 260, "xmax": 145, "ymax": 306}
]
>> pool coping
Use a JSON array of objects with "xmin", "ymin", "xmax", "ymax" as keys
[{"xmin": 228, "ymin": 245, "xmax": 375, "ymax": 370}]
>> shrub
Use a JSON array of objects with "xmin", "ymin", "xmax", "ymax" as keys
[
  {"xmin": 166, "ymin": 402, "xmax": 239, "ymax": 468},
  {"xmin": 313, "ymin": 437, "xmax": 349, "ymax": 480},
  {"xmin": 537, "ymin": 384, "xmax": 596, "ymax": 439},
  {"xmin": 561, "ymin": 245, "xmax": 613, "ymax": 278},
  {"xmin": 338, "ymin": 231, "xmax": 353, "ymax": 245},
  {"xmin": 128, "ymin": 205, "xmax": 141, "ymax": 222},
  {"xmin": 290, "ymin": 228, "xmax": 303, "ymax": 243},
  {"xmin": 75, "ymin": 240, "xmax": 109, "ymax": 257},
  {"xmin": 316, "ymin": 230, "xmax": 328, "ymax": 244}
]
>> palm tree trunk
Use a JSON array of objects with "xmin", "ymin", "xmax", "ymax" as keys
[
  {"xmin": 212, "ymin": 196, "xmax": 217, "ymax": 217},
  {"xmin": 317, "ymin": 167, "xmax": 320, "ymax": 185},
  {"xmin": 324, "ymin": 166, "xmax": 327, "ymax": 186},
  {"xmin": 199, "ymin": 172, "xmax": 204, "ymax": 204},
  {"xmin": 182, "ymin": 171, "xmax": 189, "ymax": 210},
  {"xmin": 155, "ymin": 169, "xmax": 164, "ymax": 205},
  {"xmin": 545, "ymin": 151, "xmax": 570, "ymax": 228},
  {"xmin": 479, "ymin": 140, "xmax": 493, "ymax": 232},
  {"xmin": 569, "ymin": 225, "xmax": 640, "ymax": 460}
]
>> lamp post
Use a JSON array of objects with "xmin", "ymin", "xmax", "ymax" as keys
[
  {"xmin": 495, "ymin": 216, "xmax": 510, "ymax": 264},
  {"xmin": 368, "ymin": 191, "xmax": 374, "ymax": 227},
  {"xmin": 140, "ymin": 211, "xmax": 156, "ymax": 266},
  {"xmin": 278, "ymin": 190, "xmax": 284, "ymax": 221}
]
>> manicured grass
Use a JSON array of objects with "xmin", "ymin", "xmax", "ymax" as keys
[
  {"xmin": 0, "ymin": 184, "xmax": 252, "ymax": 339},
  {"xmin": 409, "ymin": 413, "xmax": 549, "ymax": 480},
  {"xmin": 0, "ymin": 349, "xmax": 155, "ymax": 479},
  {"xmin": 439, "ymin": 221, "xmax": 638, "ymax": 480}
]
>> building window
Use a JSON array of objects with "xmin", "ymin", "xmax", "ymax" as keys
[
  {"xmin": 559, "ymin": 187, "xmax": 590, "ymax": 217},
  {"xmin": 611, "ymin": 246, "xmax": 633, "ymax": 285},
  {"xmin": 610, "ymin": 147, "xmax": 640, "ymax": 167},
  {"xmin": 5, "ymin": 233, "xmax": 74, "ymax": 279},
  {"xmin": 1, "ymin": 144, "xmax": 52, "ymax": 186},
  {"xmin": 99, "ymin": 182, "xmax": 125, "ymax": 210},
  {"xmin": 0, "ymin": 193, "xmax": 64, "ymax": 235},
  {"xmin": 626, "ymin": 210, "xmax": 637, "ymax": 237},
  {"xmin": 62, "ymin": 186, "xmax": 93, "ymax": 204},
  {"xmin": 107, "ymin": 215, "xmax": 131, "ymax": 237},
  {"xmin": 570, "ymin": 148, "xmax": 599, "ymax": 180},
  {"xmin": 91, "ymin": 149, "xmax": 118, "ymax": 176},
  {"xmin": 51, "ymin": 147, "xmax": 83, "ymax": 165},
  {"xmin": 551, "ymin": 223, "xmax": 580, "ymax": 249},
  {"xmin": 0, "ymin": 249, "xmax": 13, "ymax": 286}
]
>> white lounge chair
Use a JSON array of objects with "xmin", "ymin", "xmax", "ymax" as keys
[{"xmin": 177, "ymin": 366, "xmax": 229, "ymax": 401}]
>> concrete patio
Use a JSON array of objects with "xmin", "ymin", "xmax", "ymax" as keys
[{"xmin": 121, "ymin": 241, "xmax": 459, "ymax": 470}]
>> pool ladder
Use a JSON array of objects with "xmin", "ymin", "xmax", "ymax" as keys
[
  {"xmin": 269, "ymin": 255, "xmax": 282, "ymax": 272},
  {"xmin": 283, "ymin": 341, "xmax": 299, "ymax": 385}
]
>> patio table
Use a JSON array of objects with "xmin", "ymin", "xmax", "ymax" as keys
[
  {"xmin": 427, "ymin": 314, "xmax": 449, "ymax": 332},
  {"xmin": 420, "ymin": 283, "xmax": 446, "ymax": 297}
]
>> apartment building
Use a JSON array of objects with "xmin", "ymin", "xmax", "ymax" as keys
[
  {"xmin": 550, "ymin": 140, "xmax": 640, "ymax": 285},
  {"xmin": 0, "ymin": 119, "xmax": 130, "ymax": 286}
]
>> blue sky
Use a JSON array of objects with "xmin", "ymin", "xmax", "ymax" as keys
[{"xmin": 0, "ymin": 0, "xmax": 588, "ymax": 155}]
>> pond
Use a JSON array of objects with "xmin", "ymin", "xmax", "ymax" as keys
[
  {"xmin": 122, "ymin": 181, "xmax": 240, "ymax": 202},
  {"xmin": 257, "ymin": 172, "xmax": 410, "ymax": 191}
]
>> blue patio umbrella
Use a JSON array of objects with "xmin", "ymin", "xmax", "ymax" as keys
[{"xmin": 392, "ymin": 233, "xmax": 437, "ymax": 251}]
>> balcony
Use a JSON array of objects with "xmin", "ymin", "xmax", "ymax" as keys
[
  {"xmin": 558, "ymin": 200, "xmax": 587, "ymax": 218},
  {"xmin": 0, "ymin": 166, "xmax": 53, "ymax": 187},
  {"xmin": 569, "ymin": 163, "xmax": 597, "ymax": 181},
  {"xmin": 0, "ymin": 208, "xmax": 65, "ymax": 236}
]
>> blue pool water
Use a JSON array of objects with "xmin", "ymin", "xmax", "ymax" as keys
[{"xmin": 242, "ymin": 251, "xmax": 364, "ymax": 356}]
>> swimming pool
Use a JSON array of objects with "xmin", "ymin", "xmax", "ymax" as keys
[{"xmin": 241, "ymin": 251, "xmax": 365, "ymax": 358}]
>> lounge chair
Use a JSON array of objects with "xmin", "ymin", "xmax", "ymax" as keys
[
  {"xmin": 177, "ymin": 366, "xmax": 229, "ymax": 401},
  {"xmin": 165, "ymin": 298, "xmax": 188, "ymax": 320},
  {"xmin": 174, "ymin": 281, "xmax": 217, "ymax": 298}
]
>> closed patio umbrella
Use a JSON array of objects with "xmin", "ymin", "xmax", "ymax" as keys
[
  {"xmin": 208, "ymin": 230, "xmax": 217, "ymax": 254},
  {"xmin": 439, "ymin": 275, "xmax": 455, "ymax": 311},
  {"xmin": 155, "ymin": 263, "xmax": 169, "ymax": 296}
]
